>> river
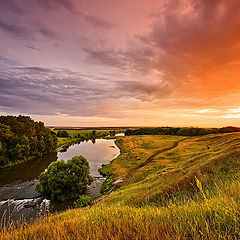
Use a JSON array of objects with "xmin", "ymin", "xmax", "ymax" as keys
[{"xmin": 0, "ymin": 138, "xmax": 120, "ymax": 226}]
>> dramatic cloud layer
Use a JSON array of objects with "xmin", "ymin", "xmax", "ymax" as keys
[{"xmin": 1, "ymin": 0, "xmax": 240, "ymax": 126}]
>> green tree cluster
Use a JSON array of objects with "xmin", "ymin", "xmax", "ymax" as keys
[
  {"xmin": 73, "ymin": 195, "xmax": 93, "ymax": 208},
  {"xmin": 56, "ymin": 130, "xmax": 69, "ymax": 138},
  {"xmin": 125, "ymin": 126, "xmax": 240, "ymax": 137},
  {"xmin": 109, "ymin": 130, "xmax": 116, "ymax": 136},
  {"xmin": 0, "ymin": 115, "xmax": 57, "ymax": 167},
  {"xmin": 36, "ymin": 156, "xmax": 93, "ymax": 201}
]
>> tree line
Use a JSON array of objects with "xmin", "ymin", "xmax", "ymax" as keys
[
  {"xmin": 125, "ymin": 126, "xmax": 240, "ymax": 136},
  {"xmin": 0, "ymin": 115, "xmax": 57, "ymax": 167}
]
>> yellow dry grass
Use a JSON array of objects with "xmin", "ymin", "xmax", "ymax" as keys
[{"xmin": 2, "ymin": 133, "xmax": 240, "ymax": 239}]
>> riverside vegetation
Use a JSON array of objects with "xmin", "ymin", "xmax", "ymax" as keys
[
  {"xmin": 55, "ymin": 129, "xmax": 112, "ymax": 152},
  {"xmin": 36, "ymin": 156, "xmax": 93, "ymax": 201},
  {"xmin": 0, "ymin": 115, "xmax": 57, "ymax": 168},
  {"xmin": 2, "ymin": 131, "xmax": 240, "ymax": 239}
]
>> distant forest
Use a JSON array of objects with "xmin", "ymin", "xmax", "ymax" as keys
[
  {"xmin": 125, "ymin": 126, "xmax": 240, "ymax": 136},
  {"xmin": 0, "ymin": 115, "xmax": 57, "ymax": 168}
]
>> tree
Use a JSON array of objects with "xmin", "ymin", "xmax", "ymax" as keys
[
  {"xmin": 56, "ymin": 130, "xmax": 69, "ymax": 138},
  {"xmin": 36, "ymin": 156, "xmax": 93, "ymax": 201},
  {"xmin": 110, "ymin": 130, "xmax": 116, "ymax": 136},
  {"xmin": 0, "ymin": 115, "xmax": 57, "ymax": 167},
  {"xmin": 125, "ymin": 126, "xmax": 240, "ymax": 137}
]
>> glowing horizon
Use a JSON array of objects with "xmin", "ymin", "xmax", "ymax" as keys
[{"xmin": 1, "ymin": 0, "xmax": 240, "ymax": 127}]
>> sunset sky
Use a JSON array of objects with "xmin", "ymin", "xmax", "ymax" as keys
[{"xmin": 1, "ymin": 0, "xmax": 240, "ymax": 127}]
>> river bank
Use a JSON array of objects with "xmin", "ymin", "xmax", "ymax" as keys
[{"xmin": 0, "ymin": 138, "xmax": 120, "ymax": 226}]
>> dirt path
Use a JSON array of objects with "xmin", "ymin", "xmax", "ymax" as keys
[
  {"xmin": 121, "ymin": 137, "xmax": 191, "ymax": 186},
  {"xmin": 93, "ymin": 137, "xmax": 190, "ymax": 205}
]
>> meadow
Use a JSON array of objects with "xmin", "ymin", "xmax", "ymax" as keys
[
  {"xmin": 55, "ymin": 129, "xmax": 112, "ymax": 149},
  {"xmin": 54, "ymin": 129, "xmax": 110, "ymax": 137},
  {"xmin": 1, "ymin": 133, "xmax": 240, "ymax": 239}
]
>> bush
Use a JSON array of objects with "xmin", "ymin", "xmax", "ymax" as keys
[
  {"xmin": 36, "ymin": 156, "xmax": 93, "ymax": 201},
  {"xmin": 73, "ymin": 195, "xmax": 93, "ymax": 208},
  {"xmin": 57, "ymin": 130, "xmax": 69, "ymax": 138},
  {"xmin": 100, "ymin": 175, "xmax": 114, "ymax": 195}
]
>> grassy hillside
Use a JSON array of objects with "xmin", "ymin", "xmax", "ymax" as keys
[
  {"xmin": 2, "ymin": 133, "xmax": 240, "ymax": 239},
  {"xmin": 100, "ymin": 135, "xmax": 186, "ymax": 179},
  {"xmin": 102, "ymin": 133, "xmax": 240, "ymax": 206}
]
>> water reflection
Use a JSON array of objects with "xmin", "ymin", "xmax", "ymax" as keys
[
  {"xmin": 115, "ymin": 132, "xmax": 125, "ymax": 136},
  {"xmin": 57, "ymin": 139, "xmax": 120, "ymax": 177},
  {"xmin": 0, "ymin": 153, "xmax": 57, "ymax": 186},
  {"xmin": 0, "ymin": 139, "xmax": 119, "ymax": 186},
  {"xmin": 0, "ymin": 138, "xmax": 120, "ymax": 225}
]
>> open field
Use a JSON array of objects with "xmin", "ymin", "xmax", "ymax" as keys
[
  {"xmin": 101, "ymin": 133, "xmax": 240, "ymax": 207},
  {"xmin": 55, "ymin": 129, "xmax": 113, "ymax": 148},
  {"xmin": 2, "ymin": 133, "xmax": 240, "ymax": 239},
  {"xmin": 56, "ymin": 137, "xmax": 71, "ymax": 147},
  {"xmin": 100, "ymin": 135, "xmax": 186, "ymax": 181},
  {"xmin": 54, "ymin": 129, "xmax": 110, "ymax": 137}
]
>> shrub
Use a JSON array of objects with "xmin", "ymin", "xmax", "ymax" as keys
[
  {"xmin": 36, "ymin": 156, "xmax": 93, "ymax": 201},
  {"xmin": 57, "ymin": 130, "xmax": 69, "ymax": 138},
  {"xmin": 100, "ymin": 175, "xmax": 114, "ymax": 195},
  {"xmin": 73, "ymin": 195, "xmax": 93, "ymax": 208}
]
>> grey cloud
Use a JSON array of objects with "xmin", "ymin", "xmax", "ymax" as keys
[
  {"xmin": 123, "ymin": 47, "xmax": 158, "ymax": 72},
  {"xmin": 80, "ymin": 0, "xmax": 240, "ymax": 102},
  {"xmin": 0, "ymin": 66, "xmax": 173, "ymax": 117},
  {"xmin": 0, "ymin": 0, "xmax": 113, "ymax": 51},
  {"xmin": 38, "ymin": 27, "xmax": 58, "ymax": 39},
  {"xmin": 0, "ymin": 1, "xmax": 57, "ymax": 41},
  {"xmin": 83, "ymin": 44, "xmax": 159, "ymax": 74},
  {"xmin": 0, "ymin": 67, "xmax": 112, "ymax": 116},
  {"xmin": 38, "ymin": 0, "xmax": 77, "ymax": 12},
  {"xmin": 116, "ymin": 80, "xmax": 172, "ymax": 101},
  {"xmin": 81, "ymin": 13, "xmax": 114, "ymax": 29},
  {"xmin": 0, "ymin": 17, "xmax": 56, "ymax": 41},
  {"xmin": 82, "ymin": 46, "xmax": 156, "ymax": 71},
  {"xmin": 0, "ymin": 0, "xmax": 23, "ymax": 13},
  {"xmin": 15, "ymin": 67, "xmax": 54, "ymax": 73},
  {"xmin": 83, "ymin": 48, "xmax": 125, "ymax": 68},
  {"xmin": 118, "ymin": 0, "xmax": 240, "ymax": 98},
  {"xmin": 38, "ymin": 0, "xmax": 113, "ymax": 29},
  {"xmin": 25, "ymin": 45, "xmax": 41, "ymax": 51},
  {"xmin": 0, "ymin": 56, "xmax": 22, "ymax": 67},
  {"xmin": 0, "ymin": 17, "xmax": 32, "ymax": 39}
]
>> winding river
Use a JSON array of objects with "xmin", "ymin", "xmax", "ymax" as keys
[{"xmin": 0, "ymin": 138, "xmax": 120, "ymax": 225}]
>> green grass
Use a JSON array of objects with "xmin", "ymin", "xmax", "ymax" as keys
[
  {"xmin": 102, "ymin": 133, "xmax": 240, "ymax": 206},
  {"xmin": 56, "ymin": 129, "xmax": 111, "ymax": 148},
  {"xmin": 2, "ymin": 133, "xmax": 240, "ymax": 239},
  {"xmin": 54, "ymin": 129, "xmax": 109, "ymax": 137},
  {"xmin": 100, "ymin": 135, "xmax": 185, "ymax": 179},
  {"xmin": 100, "ymin": 175, "xmax": 115, "ymax": 194},
  {"xmin": 56, "ymin": 137, "xmax": 70, "ymax": 147},
  {"xmin": 2, "ymin": 182, "xmax": 240, "ymax": 239}
]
